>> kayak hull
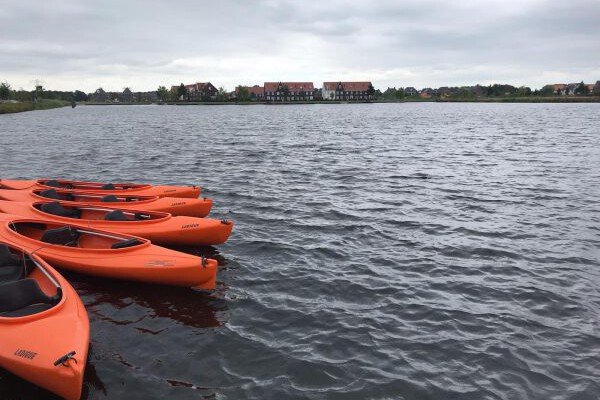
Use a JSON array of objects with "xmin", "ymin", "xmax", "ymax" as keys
[
  {"xmin": 0, "ymin": 215, "xmax": 218, "ymax": 289},
  {"xmin": 0, "ymin": 179, "xmax": 201, "ymax": 199},
  {"xmin": 0, "ymin": 249, "xmax": 89, "ymax": 400},
  {"xmin": 0, "ymin": 201, "xmax": 233, "ymax": 246},
  {"xmin": 0, "ymin": 188, "xmax": 213, "ymax": 217}
]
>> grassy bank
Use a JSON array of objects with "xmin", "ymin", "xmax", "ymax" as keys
[{"xmin": 0, "ymin": 99, "xmax": 70, "ymax": 114}]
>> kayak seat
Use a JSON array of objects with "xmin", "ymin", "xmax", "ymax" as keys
[
  {"xmin": 102, "ymin": 195, "xmax": 119, "ymax": 202},
  {"xmin": 0, "ymin": 245, "xmax": 25, "ymax": 283},
  {"xmin": 40, "ymin": 202, "xmax": 81, "ymax": 219},
  {"xmin": 111, "ymin": 238, "xmax": 143, "ymax": 249},
  {"xmin": 39, "ymin": 189, "xmax": 75, "ymax": 201},
  {"xmin": 41, "ymin": 226, "xmax": 80, "ymax": 246},
  {"xmin": 39, "ymin": 189, "xmax": 61, "ymax": 200},
  {"xmin": 45, "ymin": 180, "xmax": 73, "ymax": 189},
  {"xmin": 45, "ymin": 179, "xmax": 62, "ymax": 188},
  {"xmin": 104, "ymin": 210, "xmax": 129, "ymax": 221},
  {"xmin": 0, "ymin": 244, "xmax": 20, "ymax": 266},
  {"xmin": 0, "ymin": 266, "xmax": 23, "ymax": 283},
  {"xmin": 101, "ymin": 183, "xmax": 116, "ymax": 190},
  {"xmin": 0, "ymin": 278, "xmax": 57, "ymax": 317}
]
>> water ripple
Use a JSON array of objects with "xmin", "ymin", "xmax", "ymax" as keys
[{"xmin": 1, "ymin": 103, "xmax": 600, "ymax": 399}]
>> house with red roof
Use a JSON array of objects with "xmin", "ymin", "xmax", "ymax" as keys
[
  {"xmin": 264, "ymin": 82, "xmax": 314, "ymax": 102},
  {"xmin": 322, "ymin": 82, "xmax": 374, "ymax": 101}
]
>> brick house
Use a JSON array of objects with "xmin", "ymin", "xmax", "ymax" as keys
[
  {"xmin": 419, "ymin": 88, "xmax": 436, "ymax": 98},
  {"xmin": 184, "ymin": 82, "xmax": 218, "ymax": 101},
  {"xmin": 585, "ymin": 83, "xmax": 596, "ymax": 93},
  {"xmin": 264, "ymin": 82, "xmax": 314, "ymax": 102},
  {"xmin": 322, "ymin": 82, "xmax": 374, "ymax": 101},
  {"xmin": 551, "ymin": 84, "xmax": 567, "ymax": 95}
]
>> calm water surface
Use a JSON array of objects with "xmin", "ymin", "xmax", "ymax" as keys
[{"xmin": 1, "ymin": 103, "xmax": 599, "ymax": 399}]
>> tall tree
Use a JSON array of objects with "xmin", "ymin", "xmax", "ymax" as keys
[
  {"xmin": 157, "ymin": 86, "xmax": 168, "ymax": 101},
  {"xmin": 395, "ymin": 87, "xmax": 405, "ymax": 99},
  {"xmin": 177, "ymin": 83, "xmax": 186, "ymax": 100},
  {"xmin": 237, "ymin": 86, "xmax": 251, "ymax": 102},
  {"xmin": 593, "ymin": 81, "xmax": 600, "ymax": 96},
  {"xmin": 575, "ymin": 81, "xmax": 589, "ymax": 95},
  {"xmin": 382, "ymin": 87, "xmax": 397, "ymax": 100},
  {"xmin": 539, "ymin": 85, "xmax": 555, "ymax": 96},
  {"xmin": 73, "ymin": 90, "xmax": 88, "ymax": 101},
  {"xmin": 367, "ymin": 83, "xmax": 376, "ymax": 98},
  {"xmin": 216, "ymin": 86, "xmax": 228, "ymax": 101},
  {"xmin": 0, "ymin": 81, "xmax": 11, "ymax": 100}
]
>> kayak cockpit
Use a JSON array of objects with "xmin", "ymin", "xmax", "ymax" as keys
[
  {"xmin": 8, "ymin": 221, "xmax": 148, "ymax": 250},
  {"xmin": 35, "ymin": 188, "xmax": 147, "ymax": 203},
  {"xmin": 33, "ymin": 201, "xmax": 164, "ymax": 222},
  {"xmin": 0, "ymin": 243, "xmax": 62, "ymax": 318}
]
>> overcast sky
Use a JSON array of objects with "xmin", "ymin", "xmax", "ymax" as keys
[{"xmin": 1, "ymin": 0, "xmax": 599, "ymax": 92}]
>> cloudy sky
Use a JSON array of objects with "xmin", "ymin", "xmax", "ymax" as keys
[{"xmin": 1, "ymin": 0, "xmax": 599, "ymax": 92}]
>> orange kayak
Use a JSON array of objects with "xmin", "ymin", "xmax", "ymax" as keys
[
  {"xmin": 0, "ymin": 241, "xmax": 89, "ymax": 400},
  {"xmin": 0, "ymin": 179, "xmax": 201, "ymax": 199},
  {"xmin": 0, "ymin": 200, "xmax": 233, "ymax": 246},
  {"xmin": 0, "ymin": 214, "xmax": 218, "ymax": 289},
  {"xmin": 0, "ymin": 187, "xmax": 212, "ymax": 218}
]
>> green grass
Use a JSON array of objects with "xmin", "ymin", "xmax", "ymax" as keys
[
  {"xmin": 0, "ymin": 102, "xmax": 33, "ymax": 114},
  {"xmin": 0, "ymin": 99, "xmax": 69, "ymax": 114}
]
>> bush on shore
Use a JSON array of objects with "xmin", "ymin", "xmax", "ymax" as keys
[{"xmin": 0, "ymin": 99, "xmax": 69, "ymax": 114}]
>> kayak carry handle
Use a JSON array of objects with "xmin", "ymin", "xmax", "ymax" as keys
[
  {"xmin": 221, "ymin": 219, "xmax": 232, "ymax": 225},
  {"xmin": 201, "ymin": 257, "xmax": 207, "ymax": 268},
  {"xmin": 54, "ymin": 351, "xmax": 77, "ymax": 367}
]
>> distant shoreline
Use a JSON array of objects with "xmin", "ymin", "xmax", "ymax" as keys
[
  {"xmin": 4, "ymin": 97, "xmax": 599, "ymax": 114},
  {"xmin": 82, "ymin": 96, "xmax": 600, "ymax": 106},
  {"xmin": 0, "ymin": 99, "xmax": 70, "ymax": 114}
]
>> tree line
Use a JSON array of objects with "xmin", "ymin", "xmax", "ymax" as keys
[
  {"xmin": 0, "ymin": 81, "xmax": 88, "ymax": 102},
  {"xmin": 380, "ymin": 82, "xmax": 599, "ymax": 100}
]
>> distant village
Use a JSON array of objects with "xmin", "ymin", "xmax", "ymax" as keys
[
  {"xmin": 87, "ymin": 80, "xmax": 600, "ymax": 103},
  {"xmin": 2, "ymin": 79, "xmax": 600, "ymax": 106}
]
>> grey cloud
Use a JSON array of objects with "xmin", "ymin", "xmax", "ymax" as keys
[{"xmin": 0, "ymin": 0, "xmax": 598, "ymax": 92}]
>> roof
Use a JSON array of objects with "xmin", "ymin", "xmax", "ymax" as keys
[
  {"xmin": 264, "ymin": 82, "xmax": 314, "ymax": 92},
  {"xmin": 236, "ymin": 85, "xmax": 264, "ymax": 95},
  {"xmin": 248, "ymin": 86, "xmax": 263, "ymax": 95},
  {"xmin": 323, "ymin": 82, "xmax": 371, "ymax": 91},
  {"xmin": 183, "ymin": 82, "xmax": 214, "ymax": 91}
]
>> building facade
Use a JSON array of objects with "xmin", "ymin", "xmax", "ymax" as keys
[
  {"xmin": 264, "ymin": 82, "xmax": 314, "ymax": 102},
  {"xmin": 322, "ymin": 82, "xmax": 374, "ymax": 101},
  {"xmin": 184, "ymin": 82, "xmax": 218, "ymax": 101}
]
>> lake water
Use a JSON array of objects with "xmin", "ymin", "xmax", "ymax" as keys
[{"xmin": 1, "ymin": 103, "xmax": 600, "ymax": 399}]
